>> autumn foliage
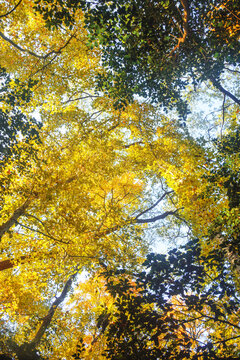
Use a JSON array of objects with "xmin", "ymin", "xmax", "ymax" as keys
[{"xmin": 0, "ymin": 1, "xmax": 240, "ymax": 359}]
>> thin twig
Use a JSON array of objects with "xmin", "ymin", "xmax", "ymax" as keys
[
  {"xmin": 0, "ymin": 31, "xmax": 74, "ymax": 60},
  {"xmin": 224, "ymin": 66, "xmax": 240, "ymax": 75},
  {"xmin": 220, "ymin": 94, "xmax": 226, "ymax": 141},
  {"xmin": 16, "ymin": 221, "xmax": 69, "ymax": 244}
]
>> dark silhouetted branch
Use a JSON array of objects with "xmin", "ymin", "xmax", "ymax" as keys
[
  {"xmin": 136, "ymin": 208, "xmax": 182, "ymax": 224},
  {"xmin": 0, "ymin": 0, "xmax": 22, "ymax": 18}
]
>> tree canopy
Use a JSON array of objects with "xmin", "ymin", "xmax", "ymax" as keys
[
  {"xmin": 0, "ymin": 0, "xmax": 240, "ymax": 359},
  {"xmin": 102, "ymin": 238, "xmax": 240, "ymax": 359},
  {"xmin": 34, "ymin": 0, "xmax": 240, "ymax": 118}
]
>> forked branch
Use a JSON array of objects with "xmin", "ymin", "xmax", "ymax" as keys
[
  {"xmin": 135, "ymin": 191, "xmax": 174, "ymax": 220},
  {"xmin": 0, "ymin": 31, "xmax": 74, "ymax": 60},
  {"xmin": 168, "ymin": 0, "xmax": 190, "ymax": 57}
]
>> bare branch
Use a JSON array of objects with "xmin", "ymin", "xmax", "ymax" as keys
[
  {"xmin": 209, "ymin": 76, "xmax": 240, "ymax": 105},
  {"xmin": 135, "ymin": 191, "xmax": 174, "ymax": 219},
  {"xmin": 136, "ymin": 208, "xmax": 183, "ymax": 224}
]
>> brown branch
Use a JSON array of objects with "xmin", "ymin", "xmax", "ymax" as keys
[
  {"xmin": 0, "ymin": 256, "xmax": 27, "ymax": 271},
  {"xmin": 0, "ymin": 248, "xmax": 95, "ymax": 272},
  {"xmin": 0, "ymin": 252, "xmax": 51, "ymax": 272},
  {"xmin": 0, "ymin": 198, "xmax": 31, "ymax": 241},
  {"xmin": 168, "ymin": 0, "xmax": 189, "ymax": 57}
]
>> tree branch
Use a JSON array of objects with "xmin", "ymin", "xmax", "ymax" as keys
[
  {"xmin": 124, "ymin": 141, "xmax": 144, "ymax": 149},
  {"xmin": 220, "ymin": 94, "xmax": 226, "ymax": 140},
  {"xmin": 63, "ymin": 91, "xmax": 99, "ymax": 104},
  {"xmin": 168, "ymin": 0, "xmax": 189, "ymax": 57},
  {"xmin": 0, "ymin": 0, "xmax": 22, "ymax": 18},
  {"xmin": 136, "ymin": 208, "xmax": 182, "ymax": 224},
  {"xmin": 209, "ymin": 76, "xmax": 240, "ymax": 105},
  {"xmin": 16, "ymin": 221, "xmax": 69, "ymax": 244},
  {"xmin": 135, "ymin": 191, "xmax": 174, "ymax": 220},
  {"xmin": 224, "ymin": 66, "xmax": 240, "ymax": 75},
  {"xmin": 213, "ymin": 334, "xmax": 240, "ymax": 346},
  {"xmin": 0, "ymin": 255, "xmax": 27, "ymax": 271},
  {"xmin": 28, "ymin": 271, "xmax": 78, "ymax": 350},
  {"xmin": 197, "ymin": 310, "xmax": 240, "ymax": 331},
  {"xmin": 0, "ymin": 31, "xmax": 74, "ymax": 60},
  {"xmin": 0, "ymin": 198, "xmax": 31, "ymax": 241}
]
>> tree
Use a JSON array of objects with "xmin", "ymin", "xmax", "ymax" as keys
[
  {"xmin": 102, "ymin": 238, "xmax": 240, "ymax": 359},
  {"xmin": 77, "ymin": 0, "xmax": 240, "ymax": 118},
  {"xmin": 0, "ymin": 93, "xmax": 237, "ymax": 358},
  {"xmin": 0, "ymin": 0, "xmax": 101, "ymax": 117},
  {"xmin": 1, "ymin": 1, "xmax": 240, "ymax": 359},
  {"xmin": 0, "ymin": 97, "xmax": 188, "ymax": 358},
  {"xmin": 202, "ymin": 125, "xmax": 240, "ymax": 271}
]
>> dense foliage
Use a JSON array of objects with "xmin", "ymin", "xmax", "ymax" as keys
[
  {"xmin": 103, "ymin": 239, "xmax": 240, "ymax": 359},
  {"xmin": 34, "ymin": 0, "xmax": 240, "ymax": 117},
  {"xmin": 0, "ymin": 67, "xmax": 40, "ymax": 162},
  {"xmin": 0, "ymin": 0, "xmax": 240, "ymax": 359}
]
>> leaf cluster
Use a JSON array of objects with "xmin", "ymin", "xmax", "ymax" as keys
[
  {"xmin": 103, "ymin": 238, "xmax": 240, "ymax": 359},
  {"xmin": 0, "ymin": 67, "xmax": 41, "ymax": 162},
  {"xmin": 77, "ymin": 0, "xmax": 240, "ymax": 119}
]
